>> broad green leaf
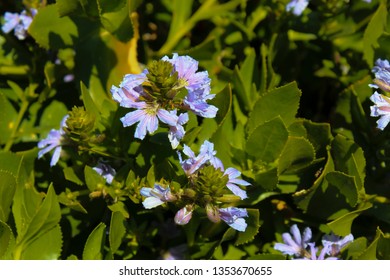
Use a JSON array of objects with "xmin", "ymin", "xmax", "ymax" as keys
[
  {"xmin": 327, "ymin": 203, "xmax": 372, "ymax": 236},
  {"xmin": 63, "ymin": 166, "xmax": 84, "ymax": 186},
  {"xmin": 346, "ymin": 237, "xmax": 368, "ymax": 260},
  {"xmin": 16, "ymin": 185, "xmax": 61, "ymax": 251},
  {"xmin": 0, "ymin": 92, "xmax": 17, "ymax": 145},
  {"xmin": 57, "ymin": 191, "xmax": 88, "ymax": 214},
  {"xmin": 39, "ymin": 100, "xmax": 68, "ymax": 132},
  {"xmin": 363, "ymin": 0, "xmax": 388, "ymax": 67},
  {"xmin": 357, "ymin": 227, "xmax": 384, "ymax": 260},
  {"xmin": 247, "ymin": 82, "xmax": 301, "ymax": 135},
  {"xmin": 29, "ymin": 4, "xmax": 78, "ymax": 50},
  {"xmin": 0, "ymin": 171, "xmax": 16, "ymax": 222},
  {"xmin": 331, "ymin": 134, "xmax": 366, "ymax": 191},
  {"xmin": 83, "ymin": 222, "xmax": 106, "ymax": 260},
  {"xmin": 210, "ymin": 84, "xmax": 232, "ymax": 126},
  {"xmin": 0, "ymin": 220, "xmax": 14, "ymax": 260},
  {"xmin": 278, "ymin": 137, "xmax": 315, "ymax": 175},
  {"xmin": 326, "ymin": 172, "xmax": 358, "ymax": 207},
  {"xmin": 56, "ymin": 0, "xmax": 81, "ymax": 17},
  {"xmin": 84, "ymin": 165, "xmax": 106, "ymax": 192},
  {"xmin": 20, "ymin": 225, "xmax": 62, "ymax": 260},
  {"xmin": 254, "ymin": 168, "xmax": 278, "ymax": 191},
  {"xmin": 6, "ymin": 81, "xmax": 25, "ymax": 102},
  {"xmin": 288, "ymin": 119, "xmax": 332, "ymax": 156},
  {"xmin": 377, "ymin": 230, "xmax": 390, "ymax": 260},
  {"xmin": 246, "ymin": 117, "xmax": 288, "ymax": 163},
  {"xmin": 97, "ymin": 0, "xmax": 134, "ymax": 42},
  {"xmin": 214, "ymin": 244, "xmax": 246, "ymax": 260},
  {"xmin": 235, "ymin": 209, "xmax": 260, "ymax": 246},
  {"xmin": 109, "ymin": 211, "xmax": 126, "ymax": 254},
  {"xmin": 108, "ymin": 202, "xmax": 129, "ymax": 219}
]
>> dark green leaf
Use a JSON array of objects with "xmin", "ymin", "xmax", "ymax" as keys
[
  {"xmin": 278, "ymin": 136, "xmax": 315, "ymax": 175},
  {"xmin": 20, "ymin": 225, "xmax": 62, "ymax": 260},
  {"xmin": 235, "ymin": 209, "xmax": 260, "ymax": 246},
  {"xmin": 0, "ymin": 220, "xmax": 14, "ymax": 260},
  {"xmin": 327, "ymin": 203, "xmax": 372, "ymax": 236},
  {"xmin": 325, "ymin": 171, "xmax": 358, "ymax": 207},
  {"xmin": 83, "ymin": 222, "xmax": 106, "ymax": 260},
  {"xmin": 109, "ymin": 211, "xmax": 126, "ymax": 254},
  {"xmin": 29, "ymin": 4, "xmax": 78, "ymax": 50},
  {"xmin": 246, "ymin": 117, "xmax": 288, "ymax": 163},
  {"xmin": 247, "ymin": 82, "xmax": 301, "ymax": 135}
]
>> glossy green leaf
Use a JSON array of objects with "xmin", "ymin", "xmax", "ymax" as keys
[
  {"xmin": 20, "ymin": 225, "xmax": 62, "ymax": 260},
  {"xmin": 278, "ymin": 136, "xmax": 315, "ymax": 175},
  {"xmin": 0, "ymin": 220, "xmax": 14, "ymax": 260},
  {"xmin": 0, "ymin": 171, "xmax": 16, "ymax": 223},
  {"xmin": 210, "ymin": 84, "xmax": 232, "ymax": 126},
  {"xmin": 109, "ymin": 211, "xmax": 126, "ymax": 254},
  {"xmin": 97, "ymin": 0, "xmax": 134, "ymax": 42},
  {"xmin": 357, "ymin": 227, "xmax": 384, "ymax": 260},
  {"xmin": 29, "ymin": 4, "xmax": 78, "ymax": 50},
  {"xmin": 327, "ymin": 203, "xmax": 372, "ymax": 236},
  {"xmin": 235, "ymin": 209, "xmax": 260, "ymax": 246},
  {"xmin": 84, "ymin": 165, "xmax": 106, "ymax": 192},
  {"xmin": 15, "ymin": 185, "xmax": 61, "ymax": 251},
  {"xmin": 247, "ymin": 82, "xmax": 301, "ymax": 135},
  {"xmin": 83, "ymin": 222, "xmax": 106, "ymax": 260},
  {"xmin": 56, "ymin": 0, "xmax": 81, "ymax": 17},
  {"xmin": 246, "ymin": 117, "xmax": 288, "ymax": 163},
  {"xmin": 363, "ymin": 0, "xmax": 387, "ymax": 67},
  {"xmin": 39, "ymin": 100, "xmax": 68, "ymax": 132},
  {"xmin": 325, "ymin": 171, "xmax": 358, "ymax": 207}
]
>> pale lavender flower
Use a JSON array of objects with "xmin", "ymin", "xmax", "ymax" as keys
[
  {"xmin": 218, "ymin": 207, "xmax": 248, "ymax": 232},
  {"xmin": 2, "ymin": 9, "xmax": 37, "ymax": 40},
  {"xmin": 174, "ymin": 205, "xmax": 193, "ymax": 225},
  {"xmin": 37, "ymin": 115, "xmax": 68, "ymax": 167},
  {"xmin": 286, "ymin": 0, "xmax": 309, "ymax": 16},
  {"xmin": 274, "ymin": 224, "xmax": 312, "ymax": 256},
  {"xmin": 224, "ymin": 167, "xmax": 249, "ymax": 199},
  {"xmin": 93, "ymin": 160, "xmax": 116, "ymax": 184},
  {"xmin": 162, "ymin": 53, "xmax": 218, "ymax": 118},
  {"xmin": 120, "ymin": 102, "xmax": 179, "ymax": 140},
  {"xmin": 168, "ymin": 111, "xmax": 189, "ymax": 149},
  {"xmin": 369, "ymin": 91, "xmax": 390, "ymax": 130},
  {"xmin": 362, "ymin": 0, "xmax": 371, "ymax": 3},
  {"xmin": 322, "ymin": 233, "xmax": 354, "ymax": 256},
  {"xmin": 140, "ymin": 184, "xmax": 176, "ymax": 209},
  {"xmin": 110, "ymin": 71, "xmax": 147, "ymax": 108},
  {"xmin": 303, "ymin": 243, "xmax": 338, "ymax": 260},
  {"xmin": 371, "ymin": 59, "xmax": 390, "ymax": 92},
  {"xmin": 178, "ymin": 140, "xmax": 223, "ymax": 175}
]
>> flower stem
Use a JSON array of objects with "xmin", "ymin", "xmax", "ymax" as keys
[{"xmin": 4, "ymin": 100, "xmax": 29, "ymax": 151}]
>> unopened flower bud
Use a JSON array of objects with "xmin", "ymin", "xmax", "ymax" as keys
[
  {"xmin": 206, "ymin": 204, "xmax": 220, "ymax": 223},
  {"xmin": 174, "ymin": 205, "xmax": 193, "ymax": 225}
]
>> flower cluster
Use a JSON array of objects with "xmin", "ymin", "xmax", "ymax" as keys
[
  {"xmin": 274, "ymin": 224, "xmax": 354, "ymax": 260},
  {"xmin": 369, "ymin": 58, "xmax": 390, "ymax": 130},
  {"xmin": 141, "ymin": 140, "xmax": 250, "ymax": 232},
  {"xmin": 111, "ymin": 53, "xmax": 218, "ymax": 149},
  {"xmin": 1, "ymin": 9, "xmax": 37, "ymax": 40}
]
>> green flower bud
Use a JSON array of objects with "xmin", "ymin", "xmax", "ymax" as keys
[
  {"xmin": 64, "ymin": 106, "xmax": 95, "ymax": 141},
  {"xmin": 217, "ymin": 194, "xmax": 242, "ymax": 203},
  {"xmin": 143, "ymin": 60, "xmax": 179, "ymax": 100},
  {"xmin": 195, "ymin": 165, "xmax": 229, "ymax": 199}
]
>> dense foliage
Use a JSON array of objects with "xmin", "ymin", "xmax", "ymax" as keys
[{"xmin": 1, "ymin": 0, "xmax": 390, "ymax": 260}]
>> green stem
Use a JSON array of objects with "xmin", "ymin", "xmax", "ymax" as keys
[
  {"xmin": 4, "ymin": 100, "xmax": 29, "ymax": 151},
  {"xmin": 0, "ymin": 65, "xmax": 30, "ymax": 75}
]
